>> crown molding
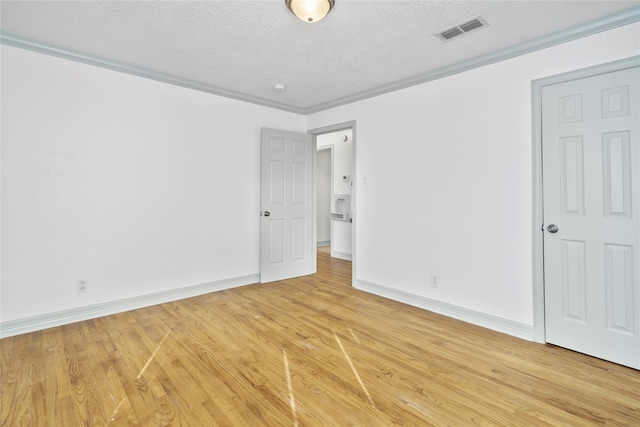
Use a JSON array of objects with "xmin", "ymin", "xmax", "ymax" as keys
[
  {"xmin": 0, "ymin": 32, "xmax": 307, "ymax": 115},
  {"xmin": 304, "ymin": 7, "xmax": 640, "ymax": 114},
  {"xmin": 2, "ymin": 7, "xmax": 638, "ymax": 115}
]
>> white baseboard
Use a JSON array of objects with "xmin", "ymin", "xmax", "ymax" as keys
[
  {"xmin": 0, "ymin": 274, "xmax": 259, "ymax": 339},
  {"xmin": 1, "ymin": 274, "xmax": 533, "ymax": 341},
  {"xmin": 317, "ymin": 240, "xmax": 331, "ymax": 247},
  {"xmin": 331, "ymin": 250, "xmax": 352, "ymax": 261},
  {"xmin": 355, "ymin": 279, "xmax": 534, "ymax": 341}
]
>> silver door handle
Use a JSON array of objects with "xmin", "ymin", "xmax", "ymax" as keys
[{"xmin": 547, "ymin": 224, "xmax": 559, "ymax": 233}]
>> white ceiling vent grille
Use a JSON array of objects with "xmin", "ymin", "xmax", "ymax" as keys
[{"xmin": 436, "ymin": 16, "xmax": 488, "ymax": 42}]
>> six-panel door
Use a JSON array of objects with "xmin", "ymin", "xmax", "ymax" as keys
[
  {"xmin": 542, "ymin": 67, "xmax": 639, "ymax": 368},
  {"xmin": 260, "ymin": 128, "xmax": 314, "ymax": 283}
]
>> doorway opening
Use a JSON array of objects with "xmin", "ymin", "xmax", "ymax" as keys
[{"xmin": 310, "ymin": 121, "xmax": 356, "ymax": 286}]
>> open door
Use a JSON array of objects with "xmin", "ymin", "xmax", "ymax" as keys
[{"xmin": 260, "ymin": 128, "xmax": 315, "ymax": 283}]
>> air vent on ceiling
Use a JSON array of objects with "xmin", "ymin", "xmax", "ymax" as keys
[{"xmin": 436, "ymin": 16, "xmax": 488, "ymax": 42}]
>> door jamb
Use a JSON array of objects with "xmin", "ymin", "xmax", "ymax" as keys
[
  {"xmin": 531, "ymin": 55, "xmax": 640, "ymax": 343},
  {"xmin": 308, "ymin": 121, "xmax": 357, "ymax": 286},
  {"xmin": 317, "ymin": 145, "xmax": 334, "ymax": 248}
]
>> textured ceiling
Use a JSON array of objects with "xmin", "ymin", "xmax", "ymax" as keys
[{"xmin": 1, "ymin": 1, "xmax": 638, "ymax": 113}]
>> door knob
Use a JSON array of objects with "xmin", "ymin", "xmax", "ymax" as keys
[
  {"xmin": 547, "ymin": 224, "xmax": 559, "ymax": 233},
  {"xmin": 263, "ymin": 211, "xmax": 271, "ymax": 217}
]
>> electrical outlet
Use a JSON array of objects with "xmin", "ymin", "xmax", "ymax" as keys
[
  {"xmin": 430, "ymin": 274, "xmax": 440, "ymax": 289},
  {"xmin": 77, "ymin": 280, "xmax": 88, "ymax": 293}
]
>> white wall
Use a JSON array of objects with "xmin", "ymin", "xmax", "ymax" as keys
[
  {"xmin": 1, "ymin": 45, "xmax": 305, "ymax": 323},
  {"xmin": 306, "ymin": 22, "xmax": 640, "ymax": 329}
]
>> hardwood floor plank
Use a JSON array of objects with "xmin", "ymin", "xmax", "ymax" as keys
[
  {"xmin": 2, "ymin": 251, "xmax": 639, "ymax": 426},
  {"xmin": 103, "ymin": 319, "xmax": 171, "ymax": 426},
  {"xmin": 2, "ymin": 333, "xmax": 36, "ymax": 427}
]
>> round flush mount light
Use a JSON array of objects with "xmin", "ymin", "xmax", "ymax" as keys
[
  {"xmin": 273, "ymin": 83, "xmax": 286, "ymax": 92},
  {"xmin": 285, "ymin": 0, "xmax": 335, "ymax": 23}
]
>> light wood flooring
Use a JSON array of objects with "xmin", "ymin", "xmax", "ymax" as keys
[
  {"xmin": 317, "ymin": 245, "xmax": 331, "ymax": 255},
  {"xmin": 1, "ymin": 250, "xmax": 639, "ymax": 426}
]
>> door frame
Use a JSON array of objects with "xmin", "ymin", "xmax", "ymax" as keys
[
  {"xmin": 531, "ymin": 55, "xmax": 640, "ymax": 343},
  {"xmin": 308, "ymin": 121, "xmax": 357, "ymax": 285},
  {"xmin": 316, "ymin": 144, "xmax": 334, "ymax": 248}
]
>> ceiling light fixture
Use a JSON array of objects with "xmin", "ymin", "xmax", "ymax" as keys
[{"xmin": 285, "ymin": 0, "xmax": 335, "ymax": 23}]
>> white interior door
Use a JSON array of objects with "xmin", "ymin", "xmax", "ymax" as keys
[
  {"xmin": 260, "ymin": 128, "xmax": 315, "ymax": 283},
  {"xmin": 542, "ymin": 66, "xmax": 639, "ymax": 369}
]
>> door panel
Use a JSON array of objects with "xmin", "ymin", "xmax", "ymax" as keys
[
  {"xmin": 560, "ymin": 239, "xmax": 587, "ymax": 322},
  {"xmin": 542, "ymin": 66, "xmax": 639, "ymax": 369},
  {"xmin": 559, "ymin": 136, "xmax": 584, "ymax": 215},
  {"xmin": 605, "ymin": 243, "xmax": 634, "ymax": 333},
  {"xmin": 260, "ymin": 128, "xmax": 315, "ymax": 283},
  {"xmin": 603, "ymin": 131, "xmax": 631, "ymax": 217}
]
